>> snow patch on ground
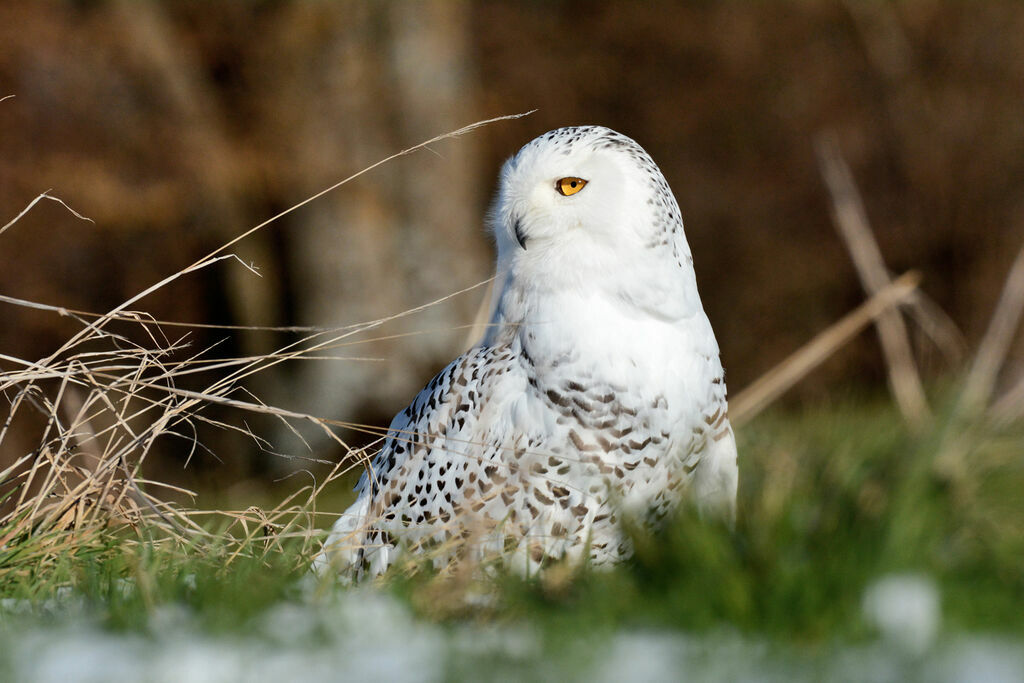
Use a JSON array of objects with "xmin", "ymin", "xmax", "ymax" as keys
[
  {"xmin": 862, "ymin": 573, "xmax": 941, "ymax": 655},
  {"xmin": 1, "ymin": 583, "xmax": 1022, "ymax": 682}
]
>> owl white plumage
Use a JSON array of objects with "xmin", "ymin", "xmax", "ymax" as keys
[{"xmin": 313, "ymin": 126, "xmax": 737, "ymax": 578}]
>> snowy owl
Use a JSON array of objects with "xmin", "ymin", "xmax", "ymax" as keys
[{"xmin": 314, "ymin": 126, "xmax": 737, "ymax": 579}]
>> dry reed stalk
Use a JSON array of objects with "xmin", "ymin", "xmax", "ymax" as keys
[
  {"xmin": 815, "ymin": 131, "xmax": 931, "ymax": 431},
  {"xmin": 842, "ymin": 3, "xmax": 969, "ymax": 369},
  {"xmin": 0, "ymin": 191, "xmax": 94, "ymax": 236},
  {"xmin": 987, "ymin": 378, "xmax": 1024, "ymax": 426},
  {"xmin": 903, "ymin": 289, "xmax": 968, "ymax": 367},
  {"xmin": 730, "ymin": 271, "xmax": 920, "ymax": 426},
  {"xmin": 958, "ymin": 237, "xmax": 1024, "ymax": 417}
]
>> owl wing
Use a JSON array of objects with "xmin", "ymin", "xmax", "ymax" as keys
[
  {"xmin": 691, "ymin": 359, "xmax": 738, "ymax": 526},
  {"xmin": 314, "ymin": 344, "xmax": 525, "ymax": 577}
]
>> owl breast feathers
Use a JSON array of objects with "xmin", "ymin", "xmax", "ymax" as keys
[{"xmin": 313, "ymin": 125, "xmax": 738, "ymax": 579}]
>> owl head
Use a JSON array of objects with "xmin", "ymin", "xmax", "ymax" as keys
[
  {"xmin": 489, "ymin": 126, "xmax": 692, "ymax": 266},
  {"xmin": 489, "ymin": 127, "xmax": 695, "ymax": 290}
]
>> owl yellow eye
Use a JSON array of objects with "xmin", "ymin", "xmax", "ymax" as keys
[{"xmin": 556, "ymin": 177, "xmax": 587, "ymax": 196}]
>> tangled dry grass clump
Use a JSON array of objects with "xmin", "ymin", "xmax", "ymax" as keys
[
  {"xmin": 0, "ymin": 113, "xmax": 1022, "ymax": 600},
  {"xmin": 0, "ymin": 200, "xmax": 345, "ymax": 582}
]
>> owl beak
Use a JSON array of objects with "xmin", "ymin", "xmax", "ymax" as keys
[{"xmin": 513, "ymin": 217, "xmax": 527, "ymax": 250}]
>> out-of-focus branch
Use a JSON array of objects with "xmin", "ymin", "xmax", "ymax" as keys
[
  {"xmin": 903, "ymin": 289, "xmax": 968, "ymax": 367},
  {"xmin": 961, "ymin": 237, "xmax": 1024, "ymax": 418},
  {"xmin": 731, "ymin": 272, "xmax": 920, "ymax": 426},
  {"xmin": 842, "ymin": 4, "xmax": 968, "ymax": 367},
  {"xmin": 815, "ymin": 132, "xmax": 930, "ymax": 432}
]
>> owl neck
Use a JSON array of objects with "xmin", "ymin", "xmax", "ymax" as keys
[
  {"xmin": 483, "ymin": 274, "xmax": 661, "ymax": 359},
  {"xmin": 482, "ymin": 259, "xmax": 715, "ymax": 383},
  {"xmin": 485, "ymin": 237, "xmax": 702, "ymax": 340}
]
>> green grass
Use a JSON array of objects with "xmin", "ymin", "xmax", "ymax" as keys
[{"xmin": 3, "ymin": 394, "xmax": 1020, "ymax": 645}]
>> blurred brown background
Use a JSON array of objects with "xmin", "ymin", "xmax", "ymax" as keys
[{"xmin": 2, "ymin": 1, "xmax": 1023, "ymax": 483}]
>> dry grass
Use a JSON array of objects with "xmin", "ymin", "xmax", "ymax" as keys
[{"xmin": 0, "ymin": 229, "xmax": 351, "ymax": 582}]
